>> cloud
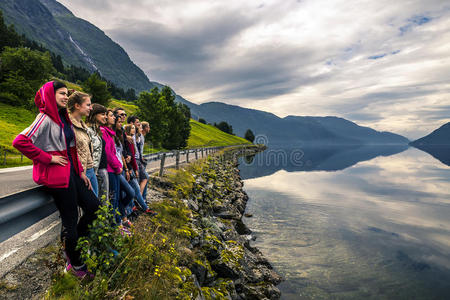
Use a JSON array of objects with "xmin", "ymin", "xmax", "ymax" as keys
[{"xmin": 57, "ymin": 0, "xmax": 450, "ymax": 139}]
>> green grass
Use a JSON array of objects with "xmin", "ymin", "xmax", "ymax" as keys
[
  {"xmin": 109, "ymin": 98, "xmax": 138, "ymax": 115},
  {"xmin": 188, "ymin": 120, "xmax": 251, "ymax": 148}
]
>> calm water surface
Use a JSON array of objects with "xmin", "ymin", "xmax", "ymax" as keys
[{"xmin": 239, "ymin": 146, "xmax": 450, "ymax": 299}]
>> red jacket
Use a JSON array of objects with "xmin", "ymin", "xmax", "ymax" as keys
[{"xmin": 12, "ymin": 81, "xmax": 83, "ymax": 188}]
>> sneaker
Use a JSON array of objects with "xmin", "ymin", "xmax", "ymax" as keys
[
  {"xmin": 118, "ymin": 225, "xmax": 132, "ymax": 237},
  {"xmin": 65, "ymin": 263, "xmax": 94, "ymax": 280},
  {"xmin": 122, "ymin": 219, "xmax": 133, "ymax": 228},
  {"xmin": 145, "ymin": 209, "xmax": 158, "ymax": 217}
]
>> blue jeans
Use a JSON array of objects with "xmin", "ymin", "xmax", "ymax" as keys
[
  {"xmin": 86, "ymin": 168, "xmax": 98, "ymax": 197},
  {"xmin": 108, "ymin": 172, "xmax": 121, "ymax": 224},
  {"xmin": 129, "ymin": 178, "xmax": 148, "ymax": 211},
  {"xmin": 119, "ymin": 173, "xmax": 135, "ymax": 218}
]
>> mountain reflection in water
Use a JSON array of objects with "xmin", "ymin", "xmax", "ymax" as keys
[{"xmin": 239, "ymin": 146, "xmax": 450, "ymax": 299}]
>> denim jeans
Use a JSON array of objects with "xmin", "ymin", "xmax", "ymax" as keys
[
  {"xmin": 108, "ymin": 172, "xmax": 121, "ymax": 224},
  {"xmin": 86, "ymin": 167, "xmax": 98, "ymax": 197},
  {"xmin": 129, "ymin": 178, "xmax": 148, "ymax": 211},
  {"xmin": 97, "ymin": 168, "xmax": 109, "ymax": 204},
  {"xmin": 119, "ymin": 172, "xmax": 135, "ymax": 218}
]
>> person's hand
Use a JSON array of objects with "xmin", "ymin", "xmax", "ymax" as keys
[
  {"xmin": 117, "ymin": 167, "xmax": 123, "ymax": 175},
  {"xmin": 126, "ymin": 136, "xmax": 133, "ymax": 143},
  {"xmin": 80, "ymin": 171, "xmax": 92, "ymax": 190},
  {"xmin": 125, "ymin": 170, "xmax": 130, "ymax": 181},
  {"xmin": 50, "ymin": 155, "xmax": 68, "ymax": 166},
  {"xmin": 125, "ymin": 156, "xmax": 131, "ymax": 163}
]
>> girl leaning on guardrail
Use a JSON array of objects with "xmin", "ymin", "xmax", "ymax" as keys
[{"xmin": 12, "ymin": 81, "xmax": 100, "ymax": 279}]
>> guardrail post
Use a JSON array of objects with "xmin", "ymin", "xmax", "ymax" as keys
[
  {"xmin": 159, "ymin": 153, "xmax": 166, "ymax": 177},
  {"xmin": 195, "ymin": 149, "xmax": 198, "ymax": 160},
  {"xmin": 3, "ymin": 151, "xmax": 6, "ymax": 166},
  {"xmin": 175, "ymin": 151, "xmax": 180, "ymax": 169},
  {"xmin": 186, "ymin": 150, "xmax": 189, "ymax": 163},
  {"xmin": 201, "ymin": 148, "xmax": 204, "ymax": 157}
]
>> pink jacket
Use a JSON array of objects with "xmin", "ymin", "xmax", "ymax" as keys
[
  {"xmin": 100, "ymin": 126, "xmax": 122, "ymax": 174},
  {"xmin": 12, "ymin": 82, "xmax": 84, "ymax": 188}
]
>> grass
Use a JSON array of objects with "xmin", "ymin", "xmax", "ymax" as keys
[
  {"xmin": 188, "ymin": 120, "xmax": 251, "ymax": 148},
  {"xmin": 109, "ymin": 98, "xmax": 138, "ymax": 115}
]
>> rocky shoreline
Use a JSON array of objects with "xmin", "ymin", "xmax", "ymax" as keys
[
  {"xmin": 0, "ymin": 145, "xmax": 282, "ymax": 299},
  {"xmin": 152, "ymin": 145, "xmax": 283, "ymax": 299}
]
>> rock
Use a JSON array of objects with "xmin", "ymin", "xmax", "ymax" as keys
[{"xmin": 191, "ymin": 263, "xmax": 207, "ymax": 286}]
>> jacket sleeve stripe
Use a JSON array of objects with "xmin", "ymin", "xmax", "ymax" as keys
[{"xmin": 25, "ymin": 114, "xmax": 47, "ymax": 137}]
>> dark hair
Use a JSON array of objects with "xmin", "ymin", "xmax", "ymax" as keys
[
  {"xmin": 113, "ymin": 110, "xmax": 124, "ymax": 146},
  {"xmin": 53, "ymin": 81, "xmax": 67, "ymax": 93},
  {"xmin": 127, "ymin": 115, "xmax": 138, "ymax": 124},
  {"xmin": 67, "ymin": 91, "xmax": 90, "ymax": 113},
  {"xmin": 86, "ymin": 103, "xmax": 107, "ymax": 136},
  {"xmin": 113, "ymin": 107, "xmax": 125, "ymax": 114}
]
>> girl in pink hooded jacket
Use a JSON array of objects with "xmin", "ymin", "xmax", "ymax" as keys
[{"xmin": 13, "ymin": 81, "xmax": 99, "ymax": 278}]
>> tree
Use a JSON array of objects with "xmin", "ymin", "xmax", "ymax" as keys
[
  {"xmin": 198, "ymin": 118, "xmax": 206, "ymax": 124},
  {"xmin": 215, "ymin": 121, "xmax": 233, "ymax": 135},
  {"xmin": 0, "ymin": 11, "xmax": 22, "ymax": 50},
  {"xmin": 136, "ymin": 87, "xmax": 169, "ymax": 148},
  {"xmin": 82, "ymin": 73, "xmax": 111, "ymax": 106},
  {"xmin": 0, "ymin": 47, "xmax": 55, "ymax": 106},
  {"xmin": 245, "ymin": 129, "xmax": 255, "ymax": 143}
]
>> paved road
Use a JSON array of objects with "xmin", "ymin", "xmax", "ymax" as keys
[{"xmin": 0, "ymin": 150, "xmax": 209, "ymax": 198}]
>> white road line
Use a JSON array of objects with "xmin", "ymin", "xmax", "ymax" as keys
[
  {"xmin": 27, "ymin": 220, "xmax": 60, "ymax": 243},
  {"xmin": 0, "ymin": 248, "xmax": 19, "ymax": 262}
]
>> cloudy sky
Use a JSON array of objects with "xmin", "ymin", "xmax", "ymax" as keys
[{"xmin": 58, "ymin": 0, "xmax": 450, "ymax": 139}]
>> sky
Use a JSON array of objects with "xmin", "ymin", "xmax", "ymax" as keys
[{"xmin": 57, "ymin": 0, "xmax": 450, "ymax": 139}]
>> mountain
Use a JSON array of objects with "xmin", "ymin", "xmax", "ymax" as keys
[
  {"xmin": 183, "ymin": 101, "xmax": 409, "ymax": 146},
  {"xmin": 410, "ymin": 123, "xmax": 450, "ymax": 166},
  {"xmin": 0, "ymin": 0, "xmax": 152, "ymax": 92},
  {"xmin": 410, "ymin": 123, "xmax": 450, "ymax": 146},
  {"xmin": 0, "ymin": 0, "xmax": 409, "ymax": 146}
]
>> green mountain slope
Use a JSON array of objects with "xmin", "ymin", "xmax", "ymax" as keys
[
  {"xmin": 188, "ymin": 120, "xmax": 251, "ymax": 148},
  {"xmin": 0, "ymin": 0, "xmax": 152, "ymax": 92}
]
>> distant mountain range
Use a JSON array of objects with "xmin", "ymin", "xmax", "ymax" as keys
[
  {"xmin": 410, "ymin": 122, "xmax": 450, "ymax": 166},
  {"xmin": 410, "ymin": 122, "xmax": 450, "ymax": 146},
  {"xmin": 0, "ymin": 0, "xmax": 410, "ymax": 146},
  {"xmin": 181, "ymin": 101, "xmax": 409, "ymax": 146}
]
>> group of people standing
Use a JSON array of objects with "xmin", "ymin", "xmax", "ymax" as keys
[{"xmin": 13, "ymin": 81, "xmax": 156, "ymax": 278}]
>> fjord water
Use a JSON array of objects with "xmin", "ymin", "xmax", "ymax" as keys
[{"xmin": 239, "ymin": 145, "xmax": 450, "ymax": 299}]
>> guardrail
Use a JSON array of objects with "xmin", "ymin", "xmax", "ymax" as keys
[{"xmin": 0, "ymin": 145, "xmax": 254, "ymax": 243}]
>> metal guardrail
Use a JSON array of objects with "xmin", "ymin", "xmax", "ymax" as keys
[{"xmin": 0, "ymin": 145, "xmax": 254, "ymax": 243}]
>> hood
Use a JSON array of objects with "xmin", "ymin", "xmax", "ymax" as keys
[{"xmin": 35, "ymin": 81, "xmax": 63, "ymax": 126}]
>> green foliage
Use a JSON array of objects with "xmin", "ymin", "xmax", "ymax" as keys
[
  {"xmin": 0, "ymin": 10, "xmax": 22, "ymax": 50},
  {"xmin": 244, "ymin": 129, "xmax": 255, "ymax": 143},
  {"xmin": 198, "ymin": 118, "xmax": 207, "ymax": 124},
  {"xmin": 0, "ymin": 47, "xmax": 55, "ymax": 106},
  {"xmin": 137, "ymin": 86, "xmax": 191, "ymax": 150},
  {"xmin": 137, "ymin": 87, "xmax": 169, "ymax": 148},
  {"xmin": 82, "ymin": 73, "xmax": 111, "ymax": 106},
  {"xmin": 214, "ymin": 121, "xmax": 233, "ymax": 135}
]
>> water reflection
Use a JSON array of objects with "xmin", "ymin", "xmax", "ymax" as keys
[
  {"xmin": 410, "ymin": 145, "xmax": 450, "ymax": 166},
  {"xmin": 240, "ymin": 144, "xmax": 409, "ymax": 180},
  {"xmin": 240, "ymin": 147, "xmax": 450, "ymax": 299}
]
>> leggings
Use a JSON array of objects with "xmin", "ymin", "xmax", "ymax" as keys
[{"xmin": 47, "ymin": 169, "xmax": 100, "ymax": 267}]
